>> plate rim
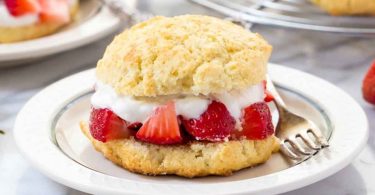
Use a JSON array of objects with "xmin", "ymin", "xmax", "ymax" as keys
[
  {"xmin": 0, "ymin": 1, "xmax": 120, "ymax": 62},
  {"xmin": 14, "ymin": 64, "xmax": 369, "ymax": 195}
]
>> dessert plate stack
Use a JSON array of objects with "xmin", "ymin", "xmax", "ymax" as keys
[
  {"xmin": 190, "ymin": 0, "xmax": 375, "ymax": 36},
  {"xmin": 0, "ymin": 0, "xmax": 120, "ymax": 67}
]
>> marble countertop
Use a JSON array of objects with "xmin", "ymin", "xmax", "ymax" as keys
[{"xmin": 0, "ymin": 0, "xmax": 374, "ymax": 194}]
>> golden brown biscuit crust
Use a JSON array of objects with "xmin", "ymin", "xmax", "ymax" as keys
[
  {"xmin": 311, "ymin": 0, "xmax": 375, "ymax": 15},
  {"xmin": 96, "ymin": 15, "xmax": 272, "ymax": 97},
  {"xmin": 0, "ymin": 2, "xmax": 79, "ymax": 43},
  {"xmin": 80, "ymin": 121, "xmax": 279, "ymax": 178}
]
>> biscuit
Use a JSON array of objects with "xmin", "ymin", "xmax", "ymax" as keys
[
  {"xmin": 80, "ymin": 121, "xmax": 279, "ymax": 178},
  {"xmin": 0, "ymin": 2, "xmax": 79, "ymax": 43},
  {"xmin": 311, "ymin": 0, "xmax": 375, "ymax": 15},
  {"xmin": 96, "ymin": 15, "xmax": 272, "ymax": 97}
]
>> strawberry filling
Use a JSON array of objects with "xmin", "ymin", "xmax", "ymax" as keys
[
  {"xmin": 89, "ymin": 108, "xmax": 133, "ymax": 142},
  {"xmin": 4, "ymin": 0, "xmax": 40, "ymax": 17},
  {"xmin": 263, "ymin": 80, "xmax": 274, "ymax": 102},
  {"xmin": 136, "ymin": 101, "xmax": 183, "ymax": 144},
  {"xmin": 4, "ymin": 0, "xmax": 70, "ymax": 24},
  {"xmin": 232, "ymin": 102, "xmax": 274, "ymax": 140},
  {"xmin": 89, "ymin": 82, "xmax": 275, "ymax": 144},
  {"xmin": 181, "ymin": 101, "xmax": 236, "ymax": 141}
]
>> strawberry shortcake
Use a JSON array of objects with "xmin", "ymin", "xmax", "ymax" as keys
[
  {"xmin": 311, "ymin": 0, "xmax": 375, "ymax": 15},
  {"xmin": 0, "ymin": 0, "xmax": 79, "ymax": 43},
  {"xmin": 80, "ymin": 15, "xmax": 279, "ymax": 178}
]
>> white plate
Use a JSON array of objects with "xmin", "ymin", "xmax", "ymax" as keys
[
  {"xmin": 14, "ymin": 64, "xmax": 368, "ymax": 195},
  {"xmin": 0, "ymin": 0, "xmax": 120, "ymax": 67}
]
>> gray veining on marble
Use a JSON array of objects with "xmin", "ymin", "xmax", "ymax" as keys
[{"xmin": 0, "ymin": 0, "xmax": 374, "ymax": 194}]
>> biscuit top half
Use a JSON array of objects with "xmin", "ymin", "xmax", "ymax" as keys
[{"xmin": 96, "ymin": 15, "xmax": 272, "ymax": 97}]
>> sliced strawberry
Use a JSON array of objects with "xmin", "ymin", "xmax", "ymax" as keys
[
  {"xmin": 233, "ymin": 102, "xmax": 274, "ymax": 140},
  {"xmin": 362, "ymin": 61, "xmax": 375, "ymax": 105},
  {"xmin": 4, "ymin": 0, "xmax": 40, "ymax": 17},
  {"xmin": 262, "ymin": 80, "xmax": 274, "ymax": 102},
  {"xmin": 89, "ymin": 108, "xmax": 132, "ymax": 142},
  {"xmin": 181, "ymin": 101, "xmax": 236, "ymax": 141},
  {"xmin": 38, "ymin": 0, "xmax": 70, "ymax": 23},
  {"xmin": 264, "ymin": 91, "xmax": 274, "ymax": 102},
  {"xmin": 136, "ymin": 102, "xmax": 182, "ymax": 145},
  {"xmin": 127, "ymin": 122, "xmax": 142, "ymax": 131}
]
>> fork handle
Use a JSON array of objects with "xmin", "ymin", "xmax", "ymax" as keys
[{"xmin": 99, "ymin": 0, "xmax": 154, "ymax": 25}]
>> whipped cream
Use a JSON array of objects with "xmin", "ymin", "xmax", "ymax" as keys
[
  {"xmin": 91, "ymin": 82, "xmax": 211, "ymax": 123},
  {"xmin": 91, "ymin": 81, "xmax": 264, "ymax": 123},
  {"xmin": 0, "ymin": 5, "xmax": 38, "ymax": 27},
  {"xmin": 214, "ymin": 84, "xmax": 264, "ymax": 119}
]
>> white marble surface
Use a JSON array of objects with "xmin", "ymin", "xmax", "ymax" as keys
[{"xmin": 0, "ymin": 0, "xmax": 374, "ymax": 194}]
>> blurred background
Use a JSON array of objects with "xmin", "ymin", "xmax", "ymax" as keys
[{"xmin": 0, "ymin": 0, "xmax": 374, "ymax": 194}]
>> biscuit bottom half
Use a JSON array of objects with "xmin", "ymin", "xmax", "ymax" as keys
[
  {"xmin": 80, "ymin": 121, "xmax": 280, "ymax": 178},
  {"xmin": 0, "ymin": 2, "xmax": 79, "ymax": 43}
]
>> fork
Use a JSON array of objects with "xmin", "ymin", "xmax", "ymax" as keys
[
  {"xmin": 98, "ymin": 0, "xmax": 154, "ymax": 25},
  {"xmin": 266, "ymin": 77, "xmax": 329, "ymax": 160}
]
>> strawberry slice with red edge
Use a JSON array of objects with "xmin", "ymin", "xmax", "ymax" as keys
[
  {"xmin": 362, "ymin": 61, "xmax": 375, "ymax": 105},
  {"xmin": 127, "ymin": 122, "xmax": 142, "ymax": 131},
  {"xmin": 136, "ymin": 101, "xmax": 182, "ymax": 145},
  {"xmin": 38, "ymin": 0, "xmax": 70, "ymax": 23},
  {"xmin": 181, "ymin": 101, "xmax": 236, "ymax": 141},
  {"xmin": 4, "ymin": 0, "xmax": 40, "ymax": 17},
  {"xmin": 262, "ymin": 80, "xmax": 274, "ymax": 102},
  {"xmin": 89, "ymin": 108, "xmax": 132, "ymax": 142},
  {"xmin": 233, "ymin": 102, "xmax": 274, "ymax": 140}
]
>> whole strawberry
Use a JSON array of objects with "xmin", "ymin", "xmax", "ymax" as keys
[{"xmin": 362, "ymin": 61, "xmax": 375, "ymax": 105}]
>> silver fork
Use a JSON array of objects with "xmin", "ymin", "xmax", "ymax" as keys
[
  {"xmin": 98, "ymin": 0, "xmax": 154, "ymax": 25},
  {"xmin": 267, "ymin": 77, "xmax": 329, "ymax": 160}
]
